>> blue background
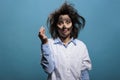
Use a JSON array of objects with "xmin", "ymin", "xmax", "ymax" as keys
[{"xmin": 0, "ymin": 0, "xmax": 120, "ymax": 80}]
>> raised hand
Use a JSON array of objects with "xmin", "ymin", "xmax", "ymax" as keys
[{"xmin": 38, "ymin": 26, "xmax": 48, "ymax": 44}]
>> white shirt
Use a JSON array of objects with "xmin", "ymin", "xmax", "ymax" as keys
[{"xmin": 41, "ymin": 38, "xmax": 92, "ymax": 80}]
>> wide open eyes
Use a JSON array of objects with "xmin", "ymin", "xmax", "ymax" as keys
[{"xmin": 57, "ymin": 19, "xmax": 72, "ymax": 26}]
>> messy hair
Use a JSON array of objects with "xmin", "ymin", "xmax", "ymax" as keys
[{"xmin": 47, "ymin": 2, "xmax": 85, "ymax": 39}]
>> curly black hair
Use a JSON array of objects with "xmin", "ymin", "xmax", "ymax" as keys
[{"xmin": 47, "ymin": 2, "xmax": 85, "ymax": 39}]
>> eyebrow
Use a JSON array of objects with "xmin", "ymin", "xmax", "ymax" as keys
[{"xmin": 58, "ymin": 18, "xmax": 71, "ymax": 21}]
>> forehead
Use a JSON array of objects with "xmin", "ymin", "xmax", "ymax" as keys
[{"xmin": 58, "ymin": 15, "xmax": 71, "ymax": 20}]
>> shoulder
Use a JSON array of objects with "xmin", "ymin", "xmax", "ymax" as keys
[
  {"xmin": 48, "ymin": 38, "xmax": 54, "ymax": 43},
  {"xmin": 47, "ymin": 38, "xmax": 56, "ymax": 45},
  {"xmin": 74, "ymin": 39, "xmax": 87, "ymax": 48},
  {"xmin": 48, "ymin": 38, "xmax": 54, "ymax": 41}
]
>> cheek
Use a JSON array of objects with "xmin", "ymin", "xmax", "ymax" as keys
[
  {"xmin": 66, "ymin": 23, "xmax": 72, "ymax": 28},
  {"xmin": 57, "ymin": 24, "xmax": 63, "ymax": 29},
  {"xmin": 69, "ymin": 27, "xmax": 73, "ymax": 32},
  {"xmin": 57, "ymin": 23, "xmax": 73, "ymax": 29}
]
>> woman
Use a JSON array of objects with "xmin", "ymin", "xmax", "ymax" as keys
[{"xmin": 38, "ymin": 2, "xmax": 92, "ymax": 80}]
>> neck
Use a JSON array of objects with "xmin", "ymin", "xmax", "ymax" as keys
[{"xmin": 59, "ymin": 36, "xmax": 71, "ymax": 45}]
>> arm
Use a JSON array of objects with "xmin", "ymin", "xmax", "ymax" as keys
[
  {"xmin": 81, "ymin": 69, "xmax": 90, "ymax": 80},
  {"xmin": 41, "ymin": 43, "xmax": 55, "ymax": 74},
  {"xmin": 38, "ymin": 27, "xmax": 54, "ymax": 74},
  {"xmin": 81, "ymin": 45, "xmax": 92, "ymax": 71},
  {"xmin": 81, "ymin": 45, "xmax": 92, "ymax": 80}
]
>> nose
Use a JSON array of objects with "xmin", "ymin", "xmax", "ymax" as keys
[
  {"xmin": 63, "ymin": 21, "xmax": 66, "ymax": 27},
  {"xmin": 62, "ymin": 22, "xmax": 67, "ymax": 28}
]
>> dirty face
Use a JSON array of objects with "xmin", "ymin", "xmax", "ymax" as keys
[{"xmin": 57, "ymin": 15, "xmax": 72, "ymax": 38}]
